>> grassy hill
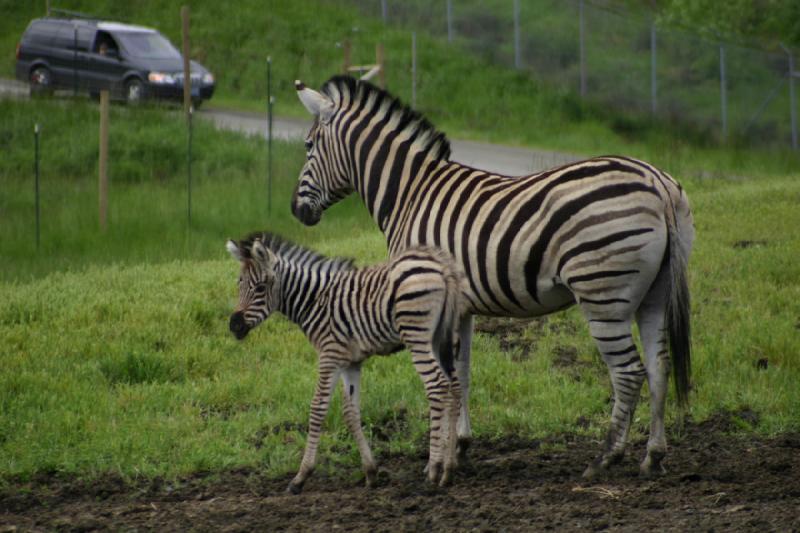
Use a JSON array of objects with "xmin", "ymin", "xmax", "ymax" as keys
[{"xmin": 3, "ymin": 0, "xmax": 798, "ymax": 176}]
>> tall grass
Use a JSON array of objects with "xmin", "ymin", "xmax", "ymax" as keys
[{"xmin": 0, "ymin": 98, "xmax": 380, "ymax": 281}]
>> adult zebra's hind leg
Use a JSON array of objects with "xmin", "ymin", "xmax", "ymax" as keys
[
  {"xmin": 582, "ymin": 316, "xmax": 646, "ymax": 479},
  {"xmin": 636, "ymin": 267, "xmax": 670, "ymax": 477},
  {"xmin": 454, "ymin": 315, "xmax": 473, "ymax": 460},
  {"xmin": 341, "ymin": 364, "xmax": 378, "ymax": 487}
]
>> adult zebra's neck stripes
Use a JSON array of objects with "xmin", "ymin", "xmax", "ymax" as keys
[
  {"xmin": 293, "ymin": 75, "xmax": 695, "ymax": 478},
  {"xmin": 227, "ymin": 232, "xmax": 464, "ymax": 492}
]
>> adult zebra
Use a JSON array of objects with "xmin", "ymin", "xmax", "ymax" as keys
[{"xmin": 291, "ymin": 76, "xmax": 694, "ymax": 478}]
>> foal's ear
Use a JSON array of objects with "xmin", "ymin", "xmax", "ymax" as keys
[
  {"xmin": 226, "ymin": 239, "xmax": 243, "ymax": 261},
  {"xmin": 251, "ymin": 240, "xmax": 277, "ymax": 269}
]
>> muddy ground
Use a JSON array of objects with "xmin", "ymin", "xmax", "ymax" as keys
[
  {"xmin": 2, "ymin": 412, "xmax": 798, "ymax": 532},
  {"xmin": 3, "ymin": 318, "xmax": 799, "ymax": 531}
]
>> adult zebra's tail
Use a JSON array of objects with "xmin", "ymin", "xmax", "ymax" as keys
[{"xmin": 666, "ymin": 193, "xmax": 694, "ymax": 409}]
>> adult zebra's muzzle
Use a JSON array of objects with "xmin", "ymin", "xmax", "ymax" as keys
[
  {"xmin": 291, "ymin": 201, "xmax": 321, "ymax": 226},
  {"xmin": 229, "ymin": 312, "xmax": 250, "ymax": 340}
]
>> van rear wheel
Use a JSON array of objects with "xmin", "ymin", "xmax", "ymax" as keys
[
  {"xmin": 125, "ymin": 78, "xmax": 145, "ymax": 104},
  {"xmin": 30, "ymin": 66, "xmax": 53, "ymax": 96}
]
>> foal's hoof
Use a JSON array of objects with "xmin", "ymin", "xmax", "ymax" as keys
[
  {"xmin": 286, "ymin": 481, "xmax": 304, "ymax": 495},
  {"xmin": 426, "ymin": 461, "xmax": 442, "ymax": 485},
  {"xmin": 640, "ymin": 451, "xmax": 667, "ymax": 478}
]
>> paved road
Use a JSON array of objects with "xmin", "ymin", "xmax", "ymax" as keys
[
  {"xmin": 1, "ymin": 77, "xmax": 582, "ymax": 175},
  {"xmin": 201, "ymin": 108, "xmax": 581, "ymax": 176}
]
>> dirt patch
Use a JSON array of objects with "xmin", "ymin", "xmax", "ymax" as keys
[
  {"xmin": 3, "ymin": 415, "xmax": 799, "ymax": 532},
  {"xmin": 732, "ymin": 240, "xmax": 768, "ymax": 249}
]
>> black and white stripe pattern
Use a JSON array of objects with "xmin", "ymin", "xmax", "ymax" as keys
[
  {"xmin": 227, "ymin": 232, "xmax": 464, "ymax": 493},
  {"xmin": 292, "ymin": 76, "xmax": 695, "ymax": 477}
]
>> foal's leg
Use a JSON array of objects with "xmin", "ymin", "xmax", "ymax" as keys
[
  {"xmin": 439, "ymin": 374, "xmax": 462, "ymax": 487},
  {"xmin": 409, "ymin": 348, "xmax": 451, "ymax": 484},
  {"xmin": 340, "ymin": 364, "xmax": 377, "ymax": 487},
  {"xmin": 287, "ymin": 356, "xmax": 343, "ymax": 494}
]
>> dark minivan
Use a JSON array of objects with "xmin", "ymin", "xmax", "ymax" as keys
[{"xmin": 15, "ymin": 17, "xmax": 215, "ymax": 106}]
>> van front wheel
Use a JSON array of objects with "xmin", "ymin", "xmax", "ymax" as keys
[{"xmin": 125, "ymin": 78, "xmax": 145, "ymax": 104}]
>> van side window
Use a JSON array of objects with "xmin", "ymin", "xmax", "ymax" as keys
[
  {"xmin": 93, "ymin": 31, "xmax": 119, "ymax": 56},
  {"xmin": 51, "ymin": 24, "xmax": 94, "ymax": 52}
]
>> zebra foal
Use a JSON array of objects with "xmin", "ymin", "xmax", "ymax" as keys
[{"xmin": 226, "ymin": 232, "xmax": 464, "ymax": 493}]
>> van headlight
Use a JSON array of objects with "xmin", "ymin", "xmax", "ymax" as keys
[
  {"xmin": 148, "ymin": 72, "xmax": 176, "ymax": 84},
  {"xmin": 203, "ymin": 72, "xmax": 214, "ymax": 85}
]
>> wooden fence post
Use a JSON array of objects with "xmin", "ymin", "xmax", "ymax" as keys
[
  {"xmin": 98, "ymin": 90, "xmax": 109, "ymax": 231},
  {"xmin": 376, "ymin": 43, "xmax": 385, "ymax": 88},
  {"xmin": 343, "ymin": 39, "xmax": 352, "ymax": 74}
]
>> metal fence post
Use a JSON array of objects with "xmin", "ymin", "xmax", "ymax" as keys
[
  {"xmin": 719, "ymin": 43, "xmax": 728, "ymax": 142},
  {"xmin": 187, "ymin": 105, "xmax": 193, "ymax": 226},
  {"xmin": 98, "ymin": 90, "xmax": 109, "ymax": 231},
  {"xmin": 34, "ymin": 123, "xmax": 40, "ymax": 250},
  {"xmin": 513, "ymin": 0, "xmax": 521, "ymax": 69},
  {"xmin": 73, "ymin": 24, "xmax": 78, "ymax": 97},
  {"xmin": 446, "ymin": 0, "xmax": 453, "ymax": 43},
  {"xmin": 781, "ymin": 44, "xmax": 798, "ymax": 150},
  {"xmin": 579, "ymin": 0, "xmax": 586, "ymax": 97},
  {"xmin": 411, "ymin": 31, "xmax": 417, "ymax": 108},
  {"xmin": 267, "ymin": 56, "xmax": 273, "ymax": 217},
  {"xmin": 381, "ymin": 0, "xmax": 387, "ymax": 23},
  {"xmin": 650, "ymin": 21, "xmax": 657, "ymax": 116}
]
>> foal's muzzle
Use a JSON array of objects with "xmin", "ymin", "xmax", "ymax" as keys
[{"xmin": 229, "ymin": 312, "xmax": 250, "ymax": 340}]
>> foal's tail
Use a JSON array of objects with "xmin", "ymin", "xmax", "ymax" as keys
[{"xmin": 432, "ymin": 249, "xmax": 466, "ymax": 382}]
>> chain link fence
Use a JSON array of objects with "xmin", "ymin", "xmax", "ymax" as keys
[{"xmin": 346, "ymin": 0, "xmax": 798, "ymax": 149}]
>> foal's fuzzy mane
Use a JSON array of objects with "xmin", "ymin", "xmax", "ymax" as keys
[
  {"xmin": 321, "ymin": 75, "xmax": 451, "ymax": 163},
  {"xmin": 236, "ymin": 231, "xmax": 355, "ymax": 272}
]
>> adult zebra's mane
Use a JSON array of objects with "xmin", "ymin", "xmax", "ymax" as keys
[
  {"xmin": 322, "ymin": 75, "xmax": 452, "ymax": 163},
  {"xmin": 237, "ymin": 231, "xmax": 355, "ymax": 273}
]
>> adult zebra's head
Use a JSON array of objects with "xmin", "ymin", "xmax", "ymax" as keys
[
  {"xmin": 226, "ymin": 238, "xmax": 281, "ymax": 340},
  {"xmin": 292, "ymin": 79, "xmax": 354, "ymax": 226}
]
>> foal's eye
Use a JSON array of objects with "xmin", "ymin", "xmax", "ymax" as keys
[{"xmin": 305, "ymin": 140, "xmax": 313, "ymax": 151}]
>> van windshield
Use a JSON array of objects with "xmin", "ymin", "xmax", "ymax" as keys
[{"xmin": 116, "ymin": 32, "xmax": 181, "ymax": 59}]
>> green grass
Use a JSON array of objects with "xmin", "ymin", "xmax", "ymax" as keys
[{"xmin": 1, "ymin": 98, "xmax": 799, "ymax": 482}]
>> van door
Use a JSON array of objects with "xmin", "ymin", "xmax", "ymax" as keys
[{"xmin": 50, "ymin": 23, "xmax": 94, "ymax": 91}]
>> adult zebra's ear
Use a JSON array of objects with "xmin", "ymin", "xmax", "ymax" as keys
[
  {"xmin": 226, "ymin": 240, "xmax": 243, "ymax": 261},
  {"xmin": 295, "ymin": 80, "xmax": 334, "ymax": 122},
  {"xmin": 251, "ymin": 240, "xmax": 278, "ymax": 270}
]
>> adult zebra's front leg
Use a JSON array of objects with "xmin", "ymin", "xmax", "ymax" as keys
[
  {"xmin": 583, "ymin": 316, "xmax": 647, "ymax": 479},
  {"xmin": 340, "ymin": 364, "xmax": 378, "ymax": 487},
  {"xmin": 287, "ymin": 357, "xmax": 343, "ymax": 495}
]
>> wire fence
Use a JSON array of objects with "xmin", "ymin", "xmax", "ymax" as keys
[{"xmin": 347, "ymin": 0, "xmax": 798, "ymax": 149}]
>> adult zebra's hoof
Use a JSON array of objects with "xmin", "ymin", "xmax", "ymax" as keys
[
  {"xmin": 582, "ymin": 451, "xmax": 623, "ymax": 479},
  {"xmin": 364, "ymin": 466, "xmax": 378, "ymax": 488},
  {"xmin": 456, "ymin": 437, "xmax": 471, "ymax": 461}
]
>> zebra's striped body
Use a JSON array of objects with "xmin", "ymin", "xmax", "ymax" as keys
[
  {"xmin": 292, "ymin": 76, "xmax": 695, "ymax": 477},
  {"xmin": 227, "ymin": 233, "xmax": 464, "ymax": 492}
]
